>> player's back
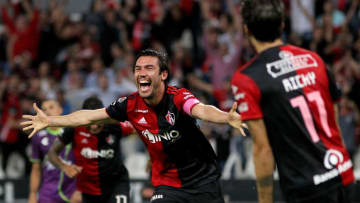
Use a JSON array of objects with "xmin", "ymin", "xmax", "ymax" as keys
[{"xmin": 232, "ymin": 45, "xmax": 354, "ymax": 199}]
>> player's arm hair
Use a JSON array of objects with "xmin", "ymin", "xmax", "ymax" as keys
[
  {"xmin": 247, "ymin": 119, "xmax": 275, "ymax": 203},
  {"xmin": 29, "ymin": 162, "xmax": 41, "ymax": 202},
  {"xmin": 48, "ymin": 138, "xmax": 68, "ymax": 170},
  {"xmin": 191, "ymin": 103, "xmax": 229, "ymax": 123},
  {"xmin": 49, "ymin": 108, "xmax": 116, "ymax": 128}
]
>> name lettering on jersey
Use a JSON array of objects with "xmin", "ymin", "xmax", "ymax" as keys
[
  {"xmin": 282, "ymin": 72, "xmax": 316, "ymax": 92},
  {"xmin": 80, "ymin": 132, "xmax": 91, "ymax": 138},
  {"xmin": 138, "ymin": 117, "xmax": 148, "ymax": 125},
  {"xmin": 266, "ymin": 51, "xmax": 318, "ymax": 78},
  {"xmin": 141, "ymin": 129, "xmax": 181, "ymax": 143},
  {"xmin": 313, "ymin": 149, "xmax": 353, "ymax": 185},
  {"xmin": 150, "ymin": 194, "xmax": 163, "ymax": 202},
  {"xmin": 165, "ymin": 111, "xmax": 175, "ymax": 126},
  {"xmin": 135, "ymin": 109, "xmax": 149, "ymax": 113},
  {"xmin": 81, "ymin": 147, "xmax": 114, "ymax": 159}
]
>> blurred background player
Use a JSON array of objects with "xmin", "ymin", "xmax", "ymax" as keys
[
  {"xmin": 29, "ymin": 99, "xmax": 81, "ymax": 203},
  {"xmin": 48, "ymin": 97, "xmax": 134, "ymax": 203},
  {"xmin": 232, "ymin": 0, "xmax": 355, "ymax": 203}
]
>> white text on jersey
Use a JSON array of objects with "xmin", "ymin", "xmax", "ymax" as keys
[
  {"xmin": 80, "ymin": 147, "xmax": 114, "ymax": 159},
  {"xmin": 282, "ymin": 72, "xmax": 316, "ymax": 92},
  {"xmin": 141, "ymin": 129, "xmax": 180, "ymax": 143}
]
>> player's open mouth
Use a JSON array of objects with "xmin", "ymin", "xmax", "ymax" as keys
[{"xmin": 139, "ymin": 81, "xmax": 151, "ymax": 92}]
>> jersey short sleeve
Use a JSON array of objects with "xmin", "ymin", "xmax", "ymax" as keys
[
  {"xmin": 326, "ymin": 67, "xmax": 342, "ymax": 102},
  {"xmin": 105, "ymin": 96, "xmax": 128, "ymax": 121},
  {"xmin": 31, "ymin": 134, "xmax": 41, "ymax": 163},
  {"xmin": 231, "ymin": 71, "xmax": 263, "ymax": 121},
  {"xmin": 59, "ymin": 128, "xmax": 75, "ymax": 145},
  {"xmin": 173, "ymin": 88, "xmax": 200, "ymax": 116}
]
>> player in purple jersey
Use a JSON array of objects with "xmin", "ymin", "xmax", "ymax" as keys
[
  {"xmin": 21, "ymin": 49, "xmax": 247, "ymax": 203},
  {"xmin": 231, "ymin": 1, "xmax": 355, "ymax": 203},
  {"xmin": 29, "ymin": 99, "xmax": 81, "ymax": 203}
]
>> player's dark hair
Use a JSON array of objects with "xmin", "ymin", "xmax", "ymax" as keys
[
  {"xmin": 134, "ymin": 49, "xmax": 170, "ymax": 84},
  {"xmin": 242, "ymin": 0, "xmax": 284, "ymax": 42},
  {"xmin": 82, "ymin": 96, "xmax": 104, "ymax": 110}
]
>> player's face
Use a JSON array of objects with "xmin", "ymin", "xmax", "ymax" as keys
[
  {"xmin": 88, "ymin": 124, "xmax": 104, "ymax": 134},
  {"xmin": 41, "ymin": 100, "xmax": 63, "ymax": 116},
  {"xmin": 134, "ymin": 56, "xmax": 167, "ymax": 99}
]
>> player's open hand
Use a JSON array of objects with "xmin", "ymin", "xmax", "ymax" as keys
[
  {"xmin": 21, "ymin": 103, "xmax": 49, "ymax": 138},
  {"xmin": 228, "ymin": 102, "xmax": 247, "ymax": 136},
  {"xmin": 63, "ymin": 164, "xmax": 83, "ymax": 178}
]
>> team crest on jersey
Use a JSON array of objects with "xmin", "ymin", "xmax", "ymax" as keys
[
  {"xmin": 165, "ymin": 111, "xmax": 175, "ymax": 125},
  {"xmin": 41, "ymin": 137, "xmax": 49, "ymax": 146},
  {"xmin": 266, "ymin": 51, "xmax": 318, "ymax": 78},
  {"xmin": 106, "ymin": 135, "xmax": 115, "ymax": 145}
]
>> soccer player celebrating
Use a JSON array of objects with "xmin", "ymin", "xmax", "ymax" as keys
[
  {"xmin": 48, "ymin": 97, "xmax": 133, "ymax": 203},
  {"xmin": 28, "ymin": 99, "xmax": 80, "ymax": 203},
  {"xmin": 22, "ymin": 49, "xmax": 246, "ymax": 203},
  {"xmin": 231, "ymin": 1, "xmax": 354, "ymax": 203}
]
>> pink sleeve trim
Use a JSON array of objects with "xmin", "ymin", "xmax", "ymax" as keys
[{"xmin": 183, "ymin": 98, "xmax": 200, "ymax": 116}]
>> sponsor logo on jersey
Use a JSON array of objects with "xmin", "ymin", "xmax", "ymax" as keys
[
  {"xmin": 141, "ymin": 129, "xmax": 181, "ymax": 143},
  {"xmin": 81, "ymin": 138, "xmax": 88, "ymax": 144},
  {"xmin": 282, "ymin": 72, "xmax": 316, "ymax": 92},
  {"xmin": 150, "ymin": 194, "xmax": 163, "ymax": 202},
  {"xmin": 138, "ymin": 117, "xmax": 148, "ymax": 125},
  {"xmin": 266, "ymin": 51, "xmax": 318, "ymax": 78},
  {"xmin": 313, "ymin": 149, "xmax": 352, "ymax": 185},
  {"xmin": 165, "ymin": 111, "xmax": 175, "ymax": 126},
  {"xmin": 80, "ymin": 147, "xmax": 114, "ymax": 159},
  {"xmin": 135, "ymin": 109, "xmax": 149, "ymax": 113}
]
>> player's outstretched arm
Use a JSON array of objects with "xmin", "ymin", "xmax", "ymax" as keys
[
  {"xmin": 247, "ymin": 119, "xmax": 275, "ymax": 203},
  {"xmin": 191, "ymin": 102, "xmax": 247, "ymax": 136},
  {"xmin": 48, "ymin": 138, "xmax": 82, "ymax": 178},
  {"xmin": 21, "ymin": 103, "xmax": 113, "ymax": 138}
]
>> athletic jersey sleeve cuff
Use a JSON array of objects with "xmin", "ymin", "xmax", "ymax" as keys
[
  {"xmin": 241, "ymin": 113, "xmax": 264, "ymax": 121},
  {"xmin": 30, "ymin": 158, "xmax": 41, "ymax": 163},
  {"xmin": 183, "ymin": 98, "xmax": 200, "ymax": 116}
]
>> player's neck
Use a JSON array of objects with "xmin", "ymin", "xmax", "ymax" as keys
[
  {"xmin": 250, "ymin": 37, "xmax": 284, "ymax": 54},
  {"xmin": 144, "ymin": 83, "xmax": 166, "ymax": 107}
]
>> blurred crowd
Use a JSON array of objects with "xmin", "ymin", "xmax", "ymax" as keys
[{"xmin": 0, "ymin": 0, "xmax": 359, "ymax": 180}]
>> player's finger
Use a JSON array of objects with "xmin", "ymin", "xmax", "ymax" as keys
[
  {"xmin": 22, "ymin": 115, "xmax": 34, "ymax": 120},
  {"xmin": 230, "ymin": 102, "xmax": 237, "ymax": 113},
  {"xmin": 23, "ymin": 125, "xmax": 34, "ymax": 131},
  {"xmin": 33, "ymin": 103, "xmax": 41, "ymax": 113},
  {"xmin": 28, "ymin": 129, "xmax": 36, "ymax": 138},
  {"xmin": 20, "ymin": 121, "xmax": 33, "ymax": 126},
  {"xmin": 239, "ymin": 127, "xmax": 246, "ymax": 137},
  {"xmin": 241, "ymin": 123, "xmax": 248, "ymax": 129}
]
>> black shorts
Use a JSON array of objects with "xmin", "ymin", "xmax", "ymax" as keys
[
  {"xmin": 82, "ymin": 180, "xmax": 130, "ymax": 203},
  {"xmin": 287, "ymin": 185, "xmax": 351, "ymax": 203},
  {"xmin": 150, "ymin": 180, "xmax": 225, "ymax": 203}
]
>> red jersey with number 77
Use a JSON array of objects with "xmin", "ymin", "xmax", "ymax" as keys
[{"xmin": 231, "ymin": 45, "xmax": 354, "ymax": 199}]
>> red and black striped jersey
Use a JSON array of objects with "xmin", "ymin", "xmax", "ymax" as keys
[
  {"xmin": 231, "ymin": 45, "xmax": 354, "ymax": 199},
  {"xmin": 59, "ymin": 125, "xmax": 129, "ymax": 195},
  {"xmin": 106, "ymin": 86, "xmax": 221, "ymax": 188}
]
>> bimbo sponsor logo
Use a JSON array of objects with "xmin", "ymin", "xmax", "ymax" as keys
[
  {"xmin": 81, "ymin": 147, "xmax": 114, "ymax": 159},
  {"xmin": 141, "ymin": 129, "xmax": 180, "ymax": 143},
  {"xmin": 266, "ymin": 51, "xmax": 318, "ymax": 78},
  {"xmin": 313, "ymin": 149, "xmax": 352, "ymax": 185}
]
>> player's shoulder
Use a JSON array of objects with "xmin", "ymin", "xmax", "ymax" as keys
[
  {"xmin": 284, "ymin": 45, "xmax": 321, "ymax": 59},
  {"xmin": 166, "ymin": 85, "xmax": 190, "ymax": 95}
]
